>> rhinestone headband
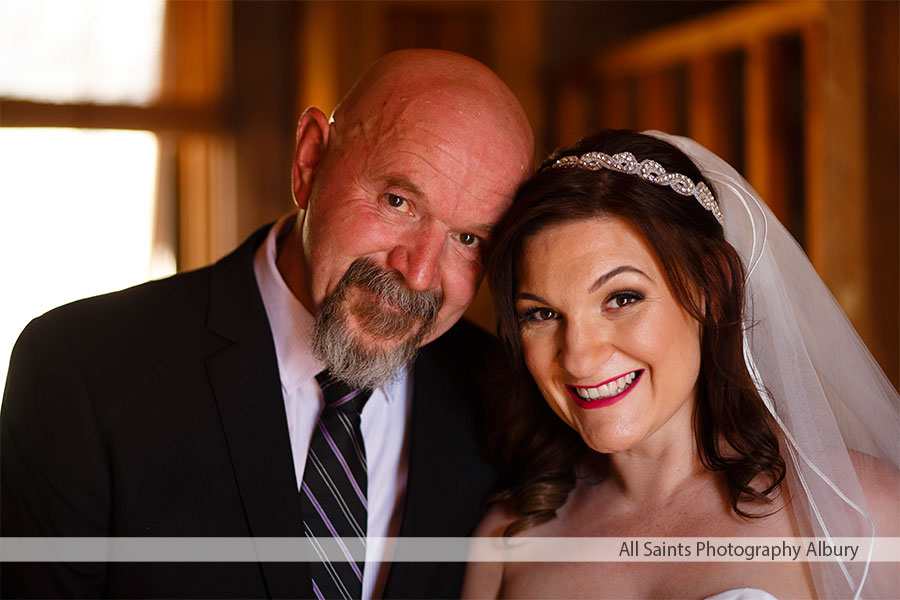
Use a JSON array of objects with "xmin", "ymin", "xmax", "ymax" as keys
[{"xmin": 551, "ymin": 151, "xmax": 723, "ymax": 223}]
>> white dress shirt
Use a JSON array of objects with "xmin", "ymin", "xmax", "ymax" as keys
[{"xmin": 253, "ymin": 213, "xmax": 411, "ymax": 599}]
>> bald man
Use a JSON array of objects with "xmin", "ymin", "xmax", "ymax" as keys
[{"xmin": 1, "ymin": 50, "xmax": 534, "ymax": 598}]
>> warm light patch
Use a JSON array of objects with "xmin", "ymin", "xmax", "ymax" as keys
[{"xmin": 0, "ymin": 128, "xmax": 173, "ymax": 388}]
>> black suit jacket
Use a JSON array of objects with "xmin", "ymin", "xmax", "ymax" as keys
[{"xmin": 1, "ymin": 225, "xmax": 496, "ymax": 598}]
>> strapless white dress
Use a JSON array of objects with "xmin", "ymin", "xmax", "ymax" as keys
[{"xmin": 705, "ymin": 589, "xmax": 778, "ymax": 600}]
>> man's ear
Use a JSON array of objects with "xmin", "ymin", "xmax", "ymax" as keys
[{"xmin": 291, "ymin": 107, "xmax": 331, "ymax": 209}]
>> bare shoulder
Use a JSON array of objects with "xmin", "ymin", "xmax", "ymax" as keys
[
  {"xmin": 848, "ymin": 450, "xmax": 900, "ymax": 535},
  {"xmin": 472, "ymin": 499, "xmax": 519, "ymax": 537},
  {"xmin": 461, "ymin": 500, "xmax": 519, "ymax": 599}
]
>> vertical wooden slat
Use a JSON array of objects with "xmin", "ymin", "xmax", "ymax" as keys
[
  {"xmin": 161, "ymin": 0, "xmax": 231, "ymax": 271},
  {"xmin": 468, "ymin": 0, "xmax": 542, "ymax": 334},
  {"xmin": 744, "ymin": 38, "xmax": 789, "ymax": 224},
  {"xmin": 602, "ymin": 76, "xmax": 631, "ymax": 130},
  {"xmin": 556, "ymin": 83, "xmax": 591, "ymax": 147},
  {"xmin": 177, "ymin": 135, "xmax": 212, "ymax": 269},
  {"xmin": 299, "ymin": 1, "xmax": 340, "ymax": 117},
  {"xmin": 638, "ymin": 70, "xmax": 678, "ymax": 132},
  {"xmin": 820, "ymin": 1, "xmax": 870, "ymax": 341},
  {"xmin": 231, "ymin": 1, "xmax": 299, "ymax": 245},
  {"xmin": 803, "ymin": 22, "xmax": 825, "ymax": 273},
  {"xmin": 492, "ymin": 1, "xmax": 542, "ymax": 153},
  {"xmin": 688, "ymin": 55, "xmax": 731, "ymax": 161},
  {"xmin": 863, "ymin": 0, "xmax": 900, "ymax": 387}
]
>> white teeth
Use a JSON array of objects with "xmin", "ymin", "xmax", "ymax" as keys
[{"xmin": 574, "ymin": 371, "xmax": 639, "ymax": 401}]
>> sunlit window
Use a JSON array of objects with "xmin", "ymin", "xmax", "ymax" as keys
[
  {"xmin": 0, "ymin": 0, "xmax": 169, "ymax": 388},
  {"xmin": 0, "ymin": 129, "xmax": 170, "ymax": 386},
  {"xmin": 0, "ymin": 0, "xmax": 165, "ymax": 104}
]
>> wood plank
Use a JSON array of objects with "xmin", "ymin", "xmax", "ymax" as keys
[
  {"xmin": 177, "ymin": 136, "xmax": 212, "ymax": 272},
  {"xmin": 601, "ymin": 77, "xmax": 631, "ymax": 130},
  {"xmin": 638, "ymin": 70, "xmax": 677, "ymax": 133},
  {"xmin": 595, "ymin": 0, "xmax": 823, "ymax": 76},
  {"xmin": 688, "ymin": 55, "xmax": 731, "ymax": 161},
  {"xmin": 556, "ymin": 83, "xmax": 590, "ymax": 148},
  {"xmin": 863, "ymin": 0, "xmax": 900, "ymax": 387},
  {"xmin": 0, "ymin": 100, "xmax": 222, "ymax": 132},
  {"xmin": 162, "ymin": 0, "xmax": 235, "ymax": 269},
  {"xmin": 492, "ymin": 1, "xmax": 543, "ymax": 157},
  {"xmin": 803, "ymin": 22, "xmax": 825, "ymax": 274},
  {"xmin": 819, "ymin": 1, "xmax": 870, "ymax": 342},
  {"xmin": 744, "ymin": 38, "xmax": 789, "ymax": 224},
  {"xmin": 298, "ymin": 1, "xmax": 341, "ymax": 116}
]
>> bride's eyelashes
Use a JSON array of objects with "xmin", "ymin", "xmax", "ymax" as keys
[
  {"xmin": 604, "ymin": 290, "xmax": 644, "ymax": 311},
  {"xmin": 517, "ymin": 306, "xmax": 559, "ymax": 325}
]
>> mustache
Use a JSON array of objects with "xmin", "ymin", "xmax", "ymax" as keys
[{"xmin": 341, "ymin": 258, "xmax": 443, "ymax": 338}]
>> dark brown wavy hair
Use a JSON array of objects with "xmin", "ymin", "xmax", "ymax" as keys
[{"xmin": 484, "ymin": 130, "xmax": 785, "ymax": 536}]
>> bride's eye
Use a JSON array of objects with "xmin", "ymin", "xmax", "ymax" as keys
[
  {"xmin": 518, "ymin": 307, "xmax": 559, "ymax": 323},
  {"xmin": 604, "ymin": 291, "xmax": 644, "ymax": 310}
]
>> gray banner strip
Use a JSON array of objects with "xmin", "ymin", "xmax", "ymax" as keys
[
  {"xmin": 0, "ymin": 537, "xmax": 473, "ymax": 563},
  {"xmin": 2, "ymin": 537, "xmax": 896, "ymax": 563}
]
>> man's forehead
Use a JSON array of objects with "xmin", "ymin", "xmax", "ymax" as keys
[{"xmin": 337, "ymin": 105, "xmax": 523, "ymax": 196}]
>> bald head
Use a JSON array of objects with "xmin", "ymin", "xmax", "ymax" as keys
[{"xmin": 332, "ymin": 49, "xmax": 534, "ymax": 170}]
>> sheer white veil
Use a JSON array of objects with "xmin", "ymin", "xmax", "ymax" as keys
[{"xmin": 646, "ymin": 131, "xmax": 899, "ymax": 599}]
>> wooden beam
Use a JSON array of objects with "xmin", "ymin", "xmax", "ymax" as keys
[
  {"xmin": 595, "ymin": 1, "xmax": 823, "ymax": 77},
  {"xmin": 0, "ymin": 100, "xmax": 223, "ymax": 133}
]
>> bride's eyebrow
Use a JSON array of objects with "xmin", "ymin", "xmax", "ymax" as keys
[
  {"xmin": 588, "ymin": 266, "xmax": 650, "ymax": 293},
  {"xmin": 515, "ymin": 291, "xmax": 547, "ymax": 304}
]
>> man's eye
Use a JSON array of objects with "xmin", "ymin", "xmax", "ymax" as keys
[
  {"xmin": 385, "ymin": 193, "xmax": 410, "ymax": 212},
  {"xmin": 456, "ymin": 232, "xmax": 480, "ymax": 247}
]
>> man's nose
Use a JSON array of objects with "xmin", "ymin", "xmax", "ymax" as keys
[
  {"xmin": 558, "ymin": 321, "xmax": 615, "ymax": 380},
  {"xmin": 386, "ymin": 226, "xmax": 444, "ymax": 292}
]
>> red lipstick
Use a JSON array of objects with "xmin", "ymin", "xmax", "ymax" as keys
[{"xmin": 566, "ymin": 370, "xmax": 643, "ymax": 410}]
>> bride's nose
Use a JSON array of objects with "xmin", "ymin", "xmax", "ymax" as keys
[{"xmin": 557, "ymin": 320, "xmax": 614, "ymax": 380}]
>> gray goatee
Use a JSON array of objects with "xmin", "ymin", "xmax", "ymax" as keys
[{"xmin": 312, "ymin": 258, "xmax": 443, "ymax": 389}]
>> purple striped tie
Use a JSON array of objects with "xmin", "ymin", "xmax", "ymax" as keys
[{"xmin": 302, "ymin": 370, "xmax": 372, "ymax": 600}]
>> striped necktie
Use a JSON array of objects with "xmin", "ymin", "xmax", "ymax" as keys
[{"xmin": 302, "ymin": 370, "xmax": 372, "ymax": 600}]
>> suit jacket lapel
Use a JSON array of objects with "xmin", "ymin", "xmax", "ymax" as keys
[
  {"xmin": 205, "ymin": 226, "xmax": 311, "ymax": 598},
  {"xmin": 382, "ymin": 335, "xmax": 494, "ymax": 598}
]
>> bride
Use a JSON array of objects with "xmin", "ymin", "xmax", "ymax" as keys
[{"xmin": 462, "ymin": 130, "xmax": 899, "ymax": 599}]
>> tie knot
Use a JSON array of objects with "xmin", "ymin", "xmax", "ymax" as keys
[{"xmin": 315, "ymin": 370, "xmax": 372, "ymax": 416}]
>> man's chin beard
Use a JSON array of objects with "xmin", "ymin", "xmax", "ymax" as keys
[
  {"xmin": 312, "ymin": 314, "xmax": 429, "ymax": 390},
  {"xmin": 311, "ymin": 259, "xmax": 442, "ymax": 389}
]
